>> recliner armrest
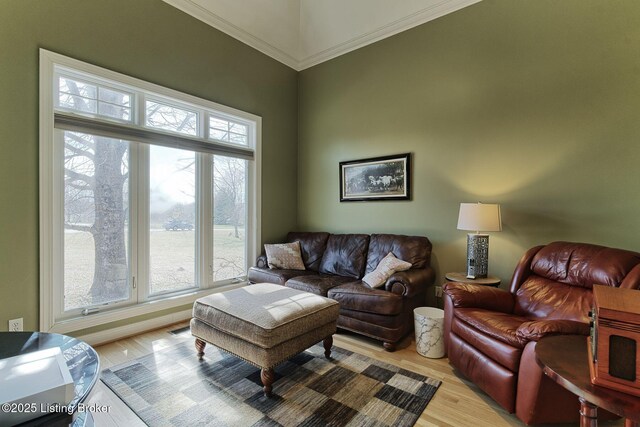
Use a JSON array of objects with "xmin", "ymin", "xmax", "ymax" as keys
[
  {"xmin": 516, "ymin": 319, "xmax": 590, "ymax": 342},
  {"xmin": 256, "ymin": 254, "xmax": 268, "ymax": 268},
  {"xmin": 384, "ymin": 268, "xmax": 435, "ymax": 298},
  {"xmin": 443, "ymin": 282, "xmax": 515, "ymax": 313}
]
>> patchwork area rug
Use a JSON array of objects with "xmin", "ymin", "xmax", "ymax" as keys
[{"xmin": 101, "ymin": 335, "xmax": 441, "ymax": 427}]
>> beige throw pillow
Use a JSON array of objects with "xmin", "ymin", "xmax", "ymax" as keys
[
  {"xmin": 264, "ymin": 241, "xmax": 306, "ymax": 270},
  {"xmin": 362, "ymin": 252, "xmax": 412, "ymax": 288}
]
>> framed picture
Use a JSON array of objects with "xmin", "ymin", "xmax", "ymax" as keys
[{"xmin": 340, "ymin": 153, "xmax": 411, "ymax": 202}]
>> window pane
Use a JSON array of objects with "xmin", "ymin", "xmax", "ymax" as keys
[
  {"xmin": 210, "ymin": 129, "xmax": 228, "ymax": 141},
  {"xmin": 150, "ymin": 146, "xmax": 196, "ymax": 294},
  {"xmin": 209, "ymin": 116, "xmax": 248, "ymax": 146},
  {"xmin": 64, "ymin": 132, "xmax": 130, "ymax": 310},
  {"xmin": 99, "ymin": 87, "xmax": 131, "ymax": 107},
  {"xmin": 229, "ymin": 133, "xmax": 247, "ymax": 145},
  {"xmin": 229, "ymin": 122, "xmax": 247, "ymax": 136},
  {"xmin": 213, "ymin": 155, "xmax": 247, "ymax": 281},
  {"xmin": 59, "ymin": 77, "xmax": 97, "ymax": 113},
  {"xmin": 58, "ymin": 76, "xmax": 133, "ymax": 122},
  {"xmin": 98, "ymin": 103, "xmax": 131, "ymax": 121},
  {"xmin": 98, "ymin": 87, "xmax": 132, "ymax": 121},
  {"xmin": 146, "ymin": 100, "xmax": 198, "ymax": 136}
]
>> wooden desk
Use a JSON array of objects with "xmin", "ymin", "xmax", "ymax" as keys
[{"xmin": 535, "ymin": 335, "xmax": 640, "ymax": 427}]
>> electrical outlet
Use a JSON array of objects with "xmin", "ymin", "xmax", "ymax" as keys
[
  {"xmin": 8, "ymin": 318, "xmax": 23, "ymax": 332},
  {"xmin": 434, "ymin": 286, "xmax": 443, "ymax": 298}
]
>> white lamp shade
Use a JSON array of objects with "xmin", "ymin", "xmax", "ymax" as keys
[{"xmin": 457, "ymin": 203, "xmax": 502, "ymax": 232}]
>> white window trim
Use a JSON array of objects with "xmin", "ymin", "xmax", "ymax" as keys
[{"xmin": 39, "ymin": 49, "xmax": 261, "ymax": 334}]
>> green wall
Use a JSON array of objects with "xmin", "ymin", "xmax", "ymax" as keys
[
  {"xmin": 298, "ymin": 0, "xmax": 640, "ymax": 290},
  {"xmin": 3, "ymin": 0, "xmax": 640, "ymax": 333},
  {"xmin": 0, "ymin": 0, "xmax": 298, "ymax": 331}
]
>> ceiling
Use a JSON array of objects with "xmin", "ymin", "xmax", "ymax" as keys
[{"xmin": 163, "ymin": 0, "xmax": 481, "ymax": 70}]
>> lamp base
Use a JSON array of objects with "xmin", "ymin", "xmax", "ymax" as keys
[{"xmin": 466, "ymin": 233, "xmax": 489, "ymax": 279}]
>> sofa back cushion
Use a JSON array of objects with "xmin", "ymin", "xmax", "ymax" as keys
[
  {"xmin": 319, "ymin": 234, "xmax": 370, "ymax": 279},
  {"xmin": 287, "ymin": 232, "xmax": 330, "ymax": 271},
  {"xmin": 365, "ymin": 234, "xmax": 431, "ymax": 275},
  {"xmin": 514, "ymin": 241, "xmax": 640, "ymax": 322}
]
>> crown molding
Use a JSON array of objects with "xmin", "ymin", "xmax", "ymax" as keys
[
  {"xmin": 163, "ymin": 0, "xmax": 300, "ymax": 70},
  {"xmin": 297, "ymin": 0, "xmax": 482, "ymax": 70},
  {"xmin": 164, "ymin": 0, "xmax": 481, "ymax": 71}
]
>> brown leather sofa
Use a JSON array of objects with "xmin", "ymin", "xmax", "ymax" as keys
[
  {"xmin": 248, "ymin": 232, "xmax": 435, "ymax": 351},
  {"xmin": 443, "ymin": 241, "xmax": 640, "ymax": 425}
]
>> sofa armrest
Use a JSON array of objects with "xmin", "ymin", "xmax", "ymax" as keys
[
  {"xmin": 516, "ymin": 319, "xmax": 590, "ymax": 342},
  {"xmin": 256, "ymin": 254, "xmax": 268, "ymax": 269},
  {"xmin": 443, "ymin": 282, "xmax": 515, "ymax": 313},
  {"xmin": 384, "ymin": 268, "xmax": 435, "ymax": 298}
]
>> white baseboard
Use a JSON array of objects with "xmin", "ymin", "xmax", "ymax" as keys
[{"xmin": 77, "ymin": 309, "xmax": 192, "ymax": 346}]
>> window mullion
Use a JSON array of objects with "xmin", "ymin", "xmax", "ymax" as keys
[
  {"xmin": 197, "ymin": 153, "xmax": 213, "ymax": 289},
  {"xmin": 136, "ymin": 143, "xmax": 151, "ymax": 301}
]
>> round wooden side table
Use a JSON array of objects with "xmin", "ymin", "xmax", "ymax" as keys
[
  {"xmin": 536, "ymin": 335, "xmax": 640, "ymax": 427},
  {"xmin": 445, "ymin": 272, "xmax": 501, "ymax": 287}
]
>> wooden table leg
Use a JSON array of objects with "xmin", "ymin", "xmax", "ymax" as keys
[
  {"xmin": 323, "ymin": 335, "xmax": 333, "ymax": 359},
  {"xmin": 195, "ymin": 338, "xmax": 206, "ymax": 360},
  {"xmin": 261, "ymin": 367, "xmax": 274, "ymax": 397},
  {"xmin": 579, "ymin": 397, "xmax": 598, "ymax": 427}
]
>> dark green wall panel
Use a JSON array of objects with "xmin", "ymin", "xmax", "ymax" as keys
[
  {"xmin": 298, "ymin": 0, "xmax": 640, "ymax": 289},
  {"xmin": 0, "ymin": 0, "xmax": 298, "ymax": 331}
]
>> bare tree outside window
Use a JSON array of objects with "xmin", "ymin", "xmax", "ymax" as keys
[
  {"xmin": 63, "ymin": 78, "xmax": 130, "ymax": 310},
  {"xmin": 213, "ymin": 155, "xmax": 247, "ymax": 281}
]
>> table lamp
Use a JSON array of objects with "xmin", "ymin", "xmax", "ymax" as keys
[{"xmin": 457, "ymin": 202, "xmax": 502, "ymax": 279}]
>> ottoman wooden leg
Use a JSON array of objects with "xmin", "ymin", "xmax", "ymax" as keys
[
  {"xmin": 261, "ymin": 367, "xmax": 274, "ymax": 397},
  {"xmin": 323, "ymin": 335, "xmax": 333, "ymax": 359},
  {"xmin": 195, "ymin": 338, "xmax": 206, "ymax": 360}
]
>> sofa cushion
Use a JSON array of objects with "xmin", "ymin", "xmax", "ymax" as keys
[
  {"xmin": 319, "ymin": 234, "xmax": 370, "ymax": 279},
  {"xmin": 362, "ymin": 252, "xmax": 412, "ymax": 288},
  {"xmin": 365, "ymin": 234, "xmax": 431, "ymax": 275},
  {"xmin": 287, "ymin": 232, "xmax": 330, "ymax": 271},
  {"xmin": 264, "ymin": 241, "xmax": 305, "ymax": 270},
  {"xmin": 286, "ymin": 275, "xmax": 352, "ymax": 296},
  {"xmin": 454, "ymin": 308, "xmax": 529, "ymax": 348},
  {"xmin": 247, "ymin": 267, "xmax": 315, "ymax": 286},
  {"xmin": 328, "ymin": 282, "xmax": 403, "ymax": 315}
]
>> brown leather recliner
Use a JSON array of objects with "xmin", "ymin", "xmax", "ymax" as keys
[
  {"xmin": 248, "ymin": 232, "xmax": 435, "ymax": 351},
  {"xmin": 443, "ymin": 241, "xmax": 640, "ymax": 425}
]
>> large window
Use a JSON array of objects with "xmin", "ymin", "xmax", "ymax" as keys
[{"xmin": 40, "ymin": 50, "xmax": 261, "ymax": 333}]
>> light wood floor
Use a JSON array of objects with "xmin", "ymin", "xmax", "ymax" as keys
[{"xmin": 87, "ymin": 323, "xmax": 624, "ymax": 427}]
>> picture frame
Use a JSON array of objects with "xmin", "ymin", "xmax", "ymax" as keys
[{"xmin": 339, "ymin": 153, "xmax": 411, "ymax": 202}]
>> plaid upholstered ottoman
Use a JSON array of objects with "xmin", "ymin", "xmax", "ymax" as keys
[{"xmin": 190, "ymin": 283, "xmax": 340, "ymax": 397}]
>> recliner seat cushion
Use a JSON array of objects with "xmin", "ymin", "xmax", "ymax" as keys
[
  {"xmin": 451, "ymin": 317, "xmax": 523, "ymax": 371},
  {"xmin": 328, "ymin": 282, "xmax": 403, "ymax": 315},
  {"xmin": 513, "ymin": 276, "xmax": 593, "ymax": 322},
  {"xmin": 286, "ymin": 275, "xmax": 352, "ymax": 296},
  {"xmin": 454, "ymin": 308, "xmax": 529, "ymax": 348},
  {"xmin": 318, "ymin": 234, "xmax": 370, "ymax": 279}
]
